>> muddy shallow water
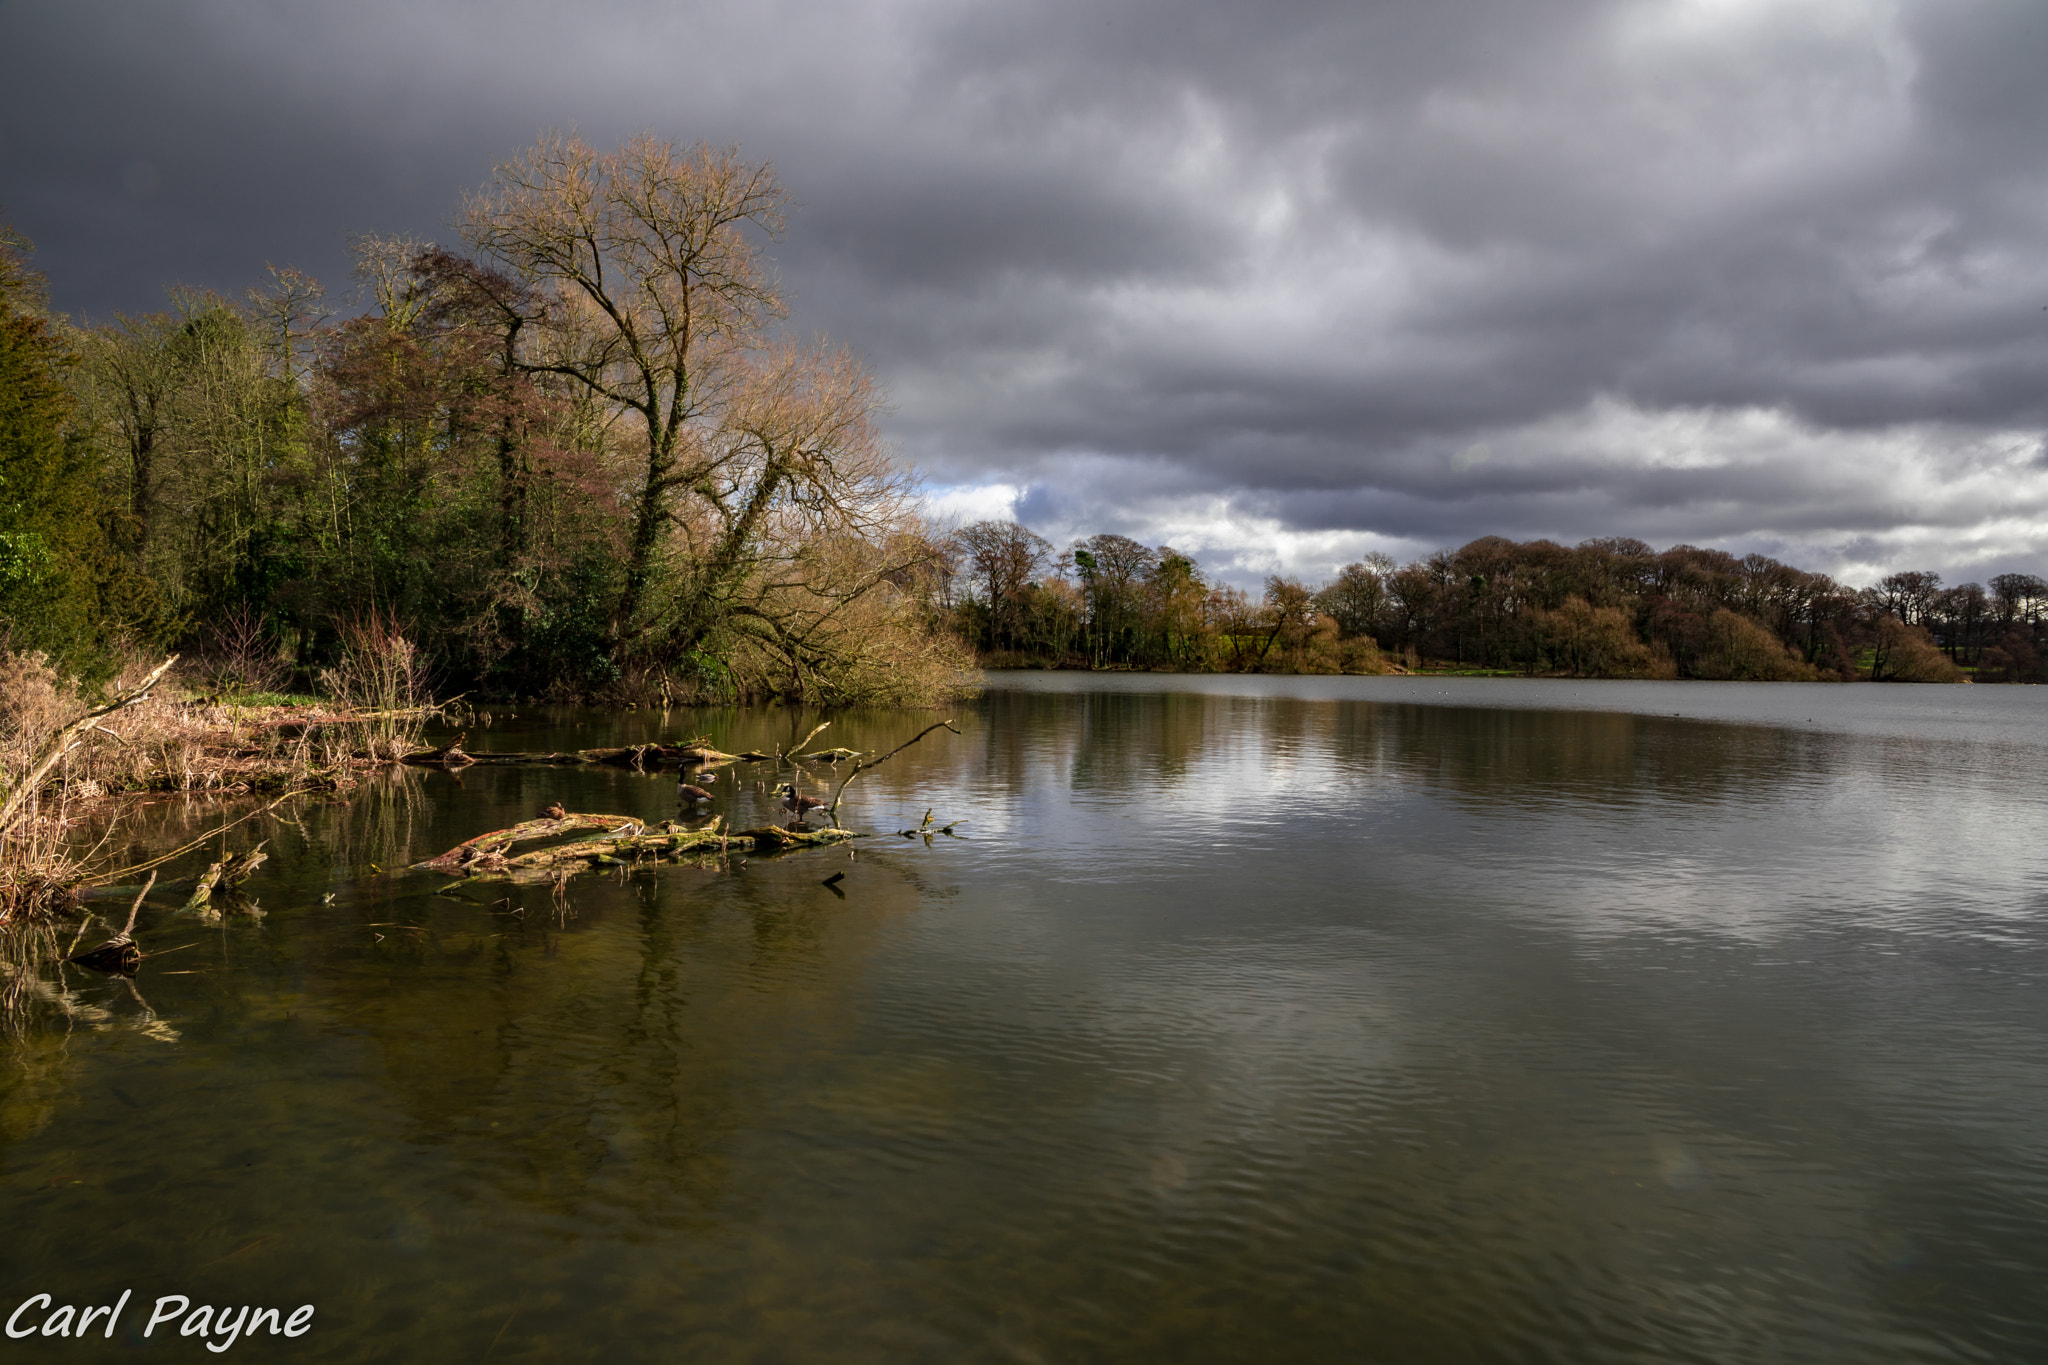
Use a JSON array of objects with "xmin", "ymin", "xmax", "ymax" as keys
[{"xmin": 3, "ymin": 676, "xmax": 2045, "ymax": 1362}]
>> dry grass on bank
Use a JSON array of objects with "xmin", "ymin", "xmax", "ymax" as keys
[
  {"xmin": 0, "ymin": 653, "xmax": 361, "ymax": 802},
  {"xmin": 0, "ymin": 633, "xmax": 435, "ymax": 926}
]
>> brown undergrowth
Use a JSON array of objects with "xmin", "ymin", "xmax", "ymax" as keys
[{"xmin": 0, "ymin": 632, "xmax": 434, "ymax": 925}]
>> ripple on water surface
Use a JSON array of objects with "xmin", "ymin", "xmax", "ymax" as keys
[{"xmin": 3, "ymin": 677, "xmax": 2046, "ymax": 1362}]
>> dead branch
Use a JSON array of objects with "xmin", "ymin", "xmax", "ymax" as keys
[
  {"xmin": 784, "ymin": 721, "xmax": 831, "ymax": 761},
  {"xmin": 411, "ymin": 813, "xmax": 645, "ymax": 874},
  {"xmin": 826, "ymin": 720, "xmax": 960, "ymax": 819},
  {"xmin": 423, "ymin": 820, "xmax": 857, "ymax": 883},
  {"xmin": 94, "ymin": 787, "xmax": 320, "ymax": 886},
  {"xmin": 67, "ymin": 870, "xmax": 155, "ymax": 973}
]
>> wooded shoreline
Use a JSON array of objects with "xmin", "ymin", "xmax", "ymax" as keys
[{"xmin": 946, "ymin": 526, "xmax": 2044, "ymax": 684}]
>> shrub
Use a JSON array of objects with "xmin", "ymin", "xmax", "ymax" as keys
[
  {"xmin": 1868, "ymin": 617, "xmax": 1965, "ymax": 683},
  {"xmin": 1693, "ymin": 609, "xmax": 1819, "ymax": 681},
  {"xmin": 1527, "ymin": 598, "xmax": 1674, "ymax": 678}
]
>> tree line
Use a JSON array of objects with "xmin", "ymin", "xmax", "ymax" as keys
[
  {"xmin": 943, "ymin": 523, "xmax": 2048, "ymax": 682},
  {"xmin": 0, "ymin": 134, "xmax": 967, "ymax": 704},
  {"xmin": 6, "ymin": 131, "xmax": 2040, "ymax": 700}
]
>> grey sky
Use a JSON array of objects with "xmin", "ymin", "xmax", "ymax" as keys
[{"xmin": 3, "ymin": 0, "xmax": 2044, "ymax": 586}]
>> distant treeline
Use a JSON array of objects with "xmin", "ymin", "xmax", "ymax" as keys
[
  {"xmin": 944, "ymin": 523, "xmax": 2048, "ymax": 682},
  {"xmin": 0, "ymin": 139, "xmax": 969, "ymax": 705}
]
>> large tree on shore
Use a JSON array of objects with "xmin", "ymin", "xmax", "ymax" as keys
[
  {"xmin": 956, "ymin": 520, "xmax": 1050, "ymax": 651},
  {"xmin": 459, "ymin": 133, "xmax": 933, "ymax": 689}
]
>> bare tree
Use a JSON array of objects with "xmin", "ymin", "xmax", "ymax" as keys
[
  {"xmin": 245, "ymin": 264, "xmax": 331, "ymax": 387},
  {"xmin": 955, "ymin": 520, "xmax": 1050, "ymax": 650},
  {"xmin": 1990, "ymin": 572, "xmax": 2047, "ymax": 627},
  {"xmin": 1072, "ymin": 533, "xmax": 1157, "ymax": 663},
  {"xmin": 461, "ymin": 133, "xmax": 785, "ymax": 648},
  {"xmin": 461, "ymin": 133, "xmax": 936, "ymax": 678},
  {"xmin": 1317, "ymin": 552, "xmax": 1396, "ymax": 640},
  {"xmin": 1876, "ymin": 570, "xmax": 1943, "ymax": 626}
]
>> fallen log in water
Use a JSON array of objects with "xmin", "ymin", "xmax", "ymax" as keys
[
  {"xmin": 413, "ymin": 813, "xmax": 857, "ymax": 883},
  {"xmin": 498, "ymin": 823, "xmax": 854, "ymax": 878},
  {"xmin": 411, "ymin": 813, "xmax": 645, "ymax": 874},
  {"xmin": 449, "ymin": 751, "xmax": 596, "ymax": 766},
  {"xmin": 399, "ymin": 734, "xmax": 475, "ymax": 768},
  {"xmin": 413, "ymin": 744, "xmax": 747, "ymax": 769}
]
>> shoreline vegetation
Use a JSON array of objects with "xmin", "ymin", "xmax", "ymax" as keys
[
  {"xmin": 0, "ymin": 655, "xmax": 954, "ymax": 941},
  {"xmin": 943, "ymin": 523, "xmax": 2045, "ymax": 686},
  {"xmin": 2, "ymin": 132, "xmax": 2044, "ymax": 927},
  {"xmin": 2, "ymin": 135, "xmax": 973, "ymax": 718}
]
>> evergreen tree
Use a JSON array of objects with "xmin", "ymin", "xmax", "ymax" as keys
[{"xmin": 0, "ymin": 221, "xmax": 107, "ymax": 668}]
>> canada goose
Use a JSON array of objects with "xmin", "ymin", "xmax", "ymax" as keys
[
  {"xmin": 780, "ymin": 783, "xmax": 826, "ymax": 823},
  {"xmin": 677, "ymin": 779, "xmax": 714, "ymax": 803},
  {"xmin": 542, "ymin": 803, "xmax": 567, "ymax": 821}
]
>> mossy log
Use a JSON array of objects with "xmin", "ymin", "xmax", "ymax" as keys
[
  {"xmin": 415, "ymin": 815, "xmax": 857, "ymax": 883},
  {"xmin": 410, "ymin": 813, "xmax": 644, "ymax": 874},
  {"xmin": 84, "ymin": 843, "xmax": 269, "ymax": 904},
  {"xmin": 172, "ymin": 843, "xmax": 268, "ymax": 922},
  {"xmin": 400, "ymin": 734, "xmax": 475, "ymax": 768},
  {"xmin": 427, "ymin": 745, "xmax": 744, "ymax": 769},
  {"xmin": 178, "ymin": 862, "xmax": 225, "ymax": 917},
  {"xmin": 492, "ymin": 825, "xmax": 855, "ymax": 879}
]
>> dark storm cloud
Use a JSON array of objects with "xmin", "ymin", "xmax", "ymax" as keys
[{"xmin": 4, "ymin": 0, "xmax": 2045, "ymax": 583}]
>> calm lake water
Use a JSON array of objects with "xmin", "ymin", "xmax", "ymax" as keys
[{"xmin": 4, "ymin": 674, "xmax": 2046, "ymax": 1362}]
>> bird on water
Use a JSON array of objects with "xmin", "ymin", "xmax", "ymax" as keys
[{"xmin": 678, "ymin": 772, "xmax": 715, "ymax": 804}]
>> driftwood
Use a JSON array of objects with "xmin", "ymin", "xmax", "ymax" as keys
[
  {"xmin": 174, "ymin": 843, "xmax": 270, "ymax": 921},
  {"xmin": 411, "ymin": 813, "xmax": 644, "ymax": 874},
  {"xmin": 67, "ymin": 872, "xmax": 155, "ymax": 974},
  {"xmin": 400, "ymin": 733, "xmax": 475, "ymax": 768},
  {"xmin": 387, "ymin": 731, "xmax": 863, "ymax": 772},
  {"xmin": 413, "ymin": 813, "xmax": 857, "ymax": 884},
  {"xmin": 826, "ymin": 721, "xmax": 961, "ymax": 819},
  {"xmin": 375, "ymin": 719, "xmax": 932, "ymax": 793},
  {"xmin": 896, "ymin": 809, "xmax": 964, "ymax": 838},
  {"xmin": 420, "ymin": 744, "xmax": 740, "ymax": 769}
]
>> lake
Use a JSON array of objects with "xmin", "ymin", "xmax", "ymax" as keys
[{"xmin": 3, "ymin": 673, "xmax": 2045, "ymax": 1362}]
